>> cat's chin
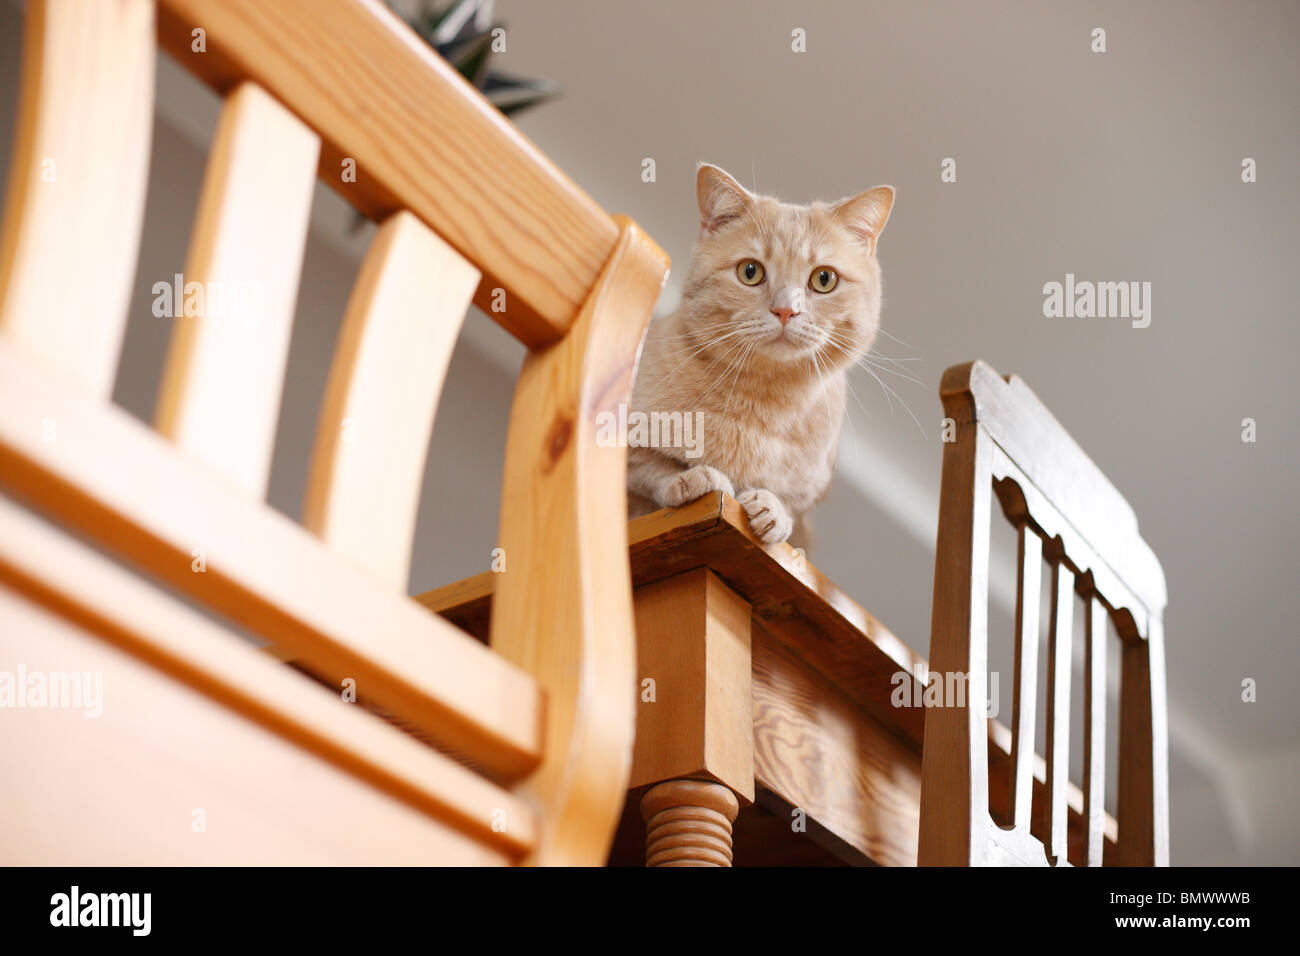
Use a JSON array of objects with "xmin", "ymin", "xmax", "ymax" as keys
[
  {"xmin": 753, "ymin": 340, "xmax": 808, "ymax": 364},
  {"xmin": 759, "ymin": 335, "xmax": 831, "ymax": 365},
  {"xmin": 765, "ymin": 341, "xmax": 870, "ymax": 376}
]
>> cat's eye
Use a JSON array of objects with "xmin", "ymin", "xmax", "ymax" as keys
[
  {"xmin": 809, "ymin": 267, "xmax": 839, "ymax": 293},
  {"xmin": 736, "ymin": 259, "xmax": 765, "ymax": 286}
]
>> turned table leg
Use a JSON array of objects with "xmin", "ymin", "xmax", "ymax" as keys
[{"xmin": 640, "ymin": 779, "xmax": 740, "ymax": 867}]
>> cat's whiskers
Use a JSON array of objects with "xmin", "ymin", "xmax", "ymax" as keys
[
  {"xmin": 871, "ymin": 324, "xmax": 918, "ymax": 350},
  {"xmin": 825, "ymin": 339, "xmax": 926, "ymax": 390},
  {"xmin": 655, "ymin": 317, "xmax": 748, "ymax": 346},
  {"xmin": 821, "ymin": 329, "xmax": 926, "ymax": 388},
  {"xmin": 692, "ymin": 337, "xmax": 755, "ymax": 406},
  {"xmin": 824, "ymin": 342, "xmax": 873, "ymax": 422},
  {"xmin": 721, "ymin": 339, "xmax": 760, "ymax": 421},
  {"xmin": 862, "ymin": 354, "xmax": 925, "ymax": 387},
  {"xmin": 819, "ymin": 335, "xmax": 927, "ymax": 437},
  {"xmin": 691, "ymin": 327, "xmax": 752, "ymax": 379},
  {"xmin": 808, "ymin": 345, "xmax": 836, "ymax": 434},
  {"xmin": 857, "ymin": 345, "xmax": 925, "ymax": 379},
  {"xmin": 658, "ymin": 318, "xmax": 748, "ymax": 354},
  {"xmin": 682, "ymin": 342, "xmax": 751, "ymax": 406},
  {"xmin": 866, "ymin": 349, "xmax": 922, "ymax": 363},
  {"xmin": 660, "ymin": 323, "xmax": 755, "ymax": 382}
]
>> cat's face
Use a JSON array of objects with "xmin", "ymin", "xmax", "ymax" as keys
[{"xmin": 679, "ymin": 164, "xmax": 894, "ymax": 373}]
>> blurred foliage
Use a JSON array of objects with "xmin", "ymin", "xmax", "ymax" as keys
[
  {"xmin": 397, "ymin": 0, "xmax": 560, "ymax": 117},
  {"xmin": 350, "ymin": 1, "xmax": 560, "ymax": 233}
]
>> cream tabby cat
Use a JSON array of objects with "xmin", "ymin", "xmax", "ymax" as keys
[{"xmin": 626, "ymin": 163, "xmax": 894, "ymax": 547}]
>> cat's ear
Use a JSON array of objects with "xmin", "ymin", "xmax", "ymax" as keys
[
  {"xmin": 833, "ymin": 186, "xmax": 895, "ymax": 255},
  {"xmin": 697, "ymin": 163, "xmax": 754, "ymax": 235}
]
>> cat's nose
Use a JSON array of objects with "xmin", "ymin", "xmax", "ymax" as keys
[
  {"xmin": 771, "ymin": 305, "xmax": 798, "ymax": 326},
  {"xmin": 771, "ymin": 288, "xmax": 802, "ymax": 326}
]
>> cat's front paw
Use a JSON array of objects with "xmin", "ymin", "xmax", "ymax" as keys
[
  {"xmin": 661, "ymin": 465, "xmax": 735, "ymax": 507},
  {"xmin": 736, "ymin": 488, "xmax": 794, "ymax": 545}
]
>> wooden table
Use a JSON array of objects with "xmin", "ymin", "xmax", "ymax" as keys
[{"xmin": 416, "ymin": 492, "xmax": 1116, "ymax": 866}]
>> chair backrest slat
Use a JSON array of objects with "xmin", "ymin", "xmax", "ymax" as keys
[
  {"xmin": 154, "ymin": 82, "xmax": 319, "ymax": 497},
  {"xmin": 1118, "ymin": 615, "xmax": 1169, "ymax": 865},
  {"xmin": 921, "ymin": 360, "xmax": 1169, "ymax": 867},
  {"xmin": 156, "ymin": 0, "xmax": 621, "ymax": 348},
  {"xmin": 0, "ymin": 0, "xmax": 154, "ymax": 398},
  {"xmin": 303, "ymin": 212, "xmax": 478, "ymax": 590},
  {"xmin": 954, "ymin": 360, "xmax": 1165, "ymax": 614},
  {"xmin": 1008, "ymin": 525, "xmax": 1041, "ymax": 830},
  {"xmin": 918, "ymin": 415, "xmax": 994, "ymax": 865},
  {"xmin": 1083, "ymin": 592, "xmax": 1108, "ymax": 866},
  {"xmin": 1044, "ymin": 560, "xmax": 1074, "ymax": 864}
]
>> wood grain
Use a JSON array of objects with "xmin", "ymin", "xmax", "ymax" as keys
[
  {"xmin": 629, "ymin": 569, "xmax": 754, "ymax": 799},
  {"xmin": 918, "ymin": 417, "xmax": 993, "ymax": 865},
  {"xmin": 155, "ymin": 0, "xmax": 619, "ymax": 347},
  {"xmin": 0, "ymin": 0, "xmax": 154, "ymax": 398},
  {"xmin": 303, "ymin": 211, "xmax": 478, "ymax": 590},
  {"xmin": 489, "ymin": 217, "xmax": 669, "ymax": 865},
  {"xmin": 752, "ymin": 626, "xmax": 921, "ymax": 868}
]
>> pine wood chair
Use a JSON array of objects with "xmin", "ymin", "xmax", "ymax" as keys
[
  {"xmin": 919, "ymin": 361, "xmax": 1169, "ymax": 866},
  {"xmin": 0, "ymin": 0, "xmax": 667, "ymax": 865}
]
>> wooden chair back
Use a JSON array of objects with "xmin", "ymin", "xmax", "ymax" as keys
[
  {"xmin": 0, "ymin": 0, "xmax": 667, "ymax": 865},
  {"xmin": 919, "ymin": 361, "xmax": 1168, "ymax": 866}
]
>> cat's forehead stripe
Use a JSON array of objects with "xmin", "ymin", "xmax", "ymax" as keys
[{"xmin": 754, "ymin": 208, "xmax": 821, "ymax": 262}]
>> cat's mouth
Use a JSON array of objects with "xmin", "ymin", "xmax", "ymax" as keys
[
  {"xmin": 766, "ymin": 327, "xmax": 811, "ymax": 353},
  {"xmin": 761, "ymin": 336, "xmax": 817, "ymax": 363}
]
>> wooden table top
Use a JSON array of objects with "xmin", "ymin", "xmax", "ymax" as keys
[
  {"xmin": 418, "ymin": 492, "xmax": 927, "ymax": 742},
  {"xmin": 415, "ymin": 491, "xmax": 1117, "ymax": 864}
]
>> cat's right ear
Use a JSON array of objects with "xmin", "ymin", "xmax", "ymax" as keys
[{"xmin": 697, "ymin": 163, "xmax": 754, "ymax": 236}]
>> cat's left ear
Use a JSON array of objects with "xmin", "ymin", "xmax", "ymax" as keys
[{"xmin": 833, "ymin": 186, "xmax": 895, "ymax": 256}]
